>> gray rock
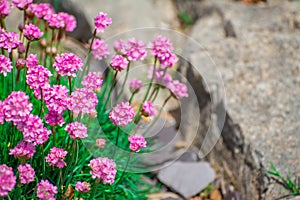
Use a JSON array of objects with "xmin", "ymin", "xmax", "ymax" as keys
[{"xmin": 157, "ymin": 161, "xmax": 215, "ymax": 198}]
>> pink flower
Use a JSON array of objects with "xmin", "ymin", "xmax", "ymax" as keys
[
  {"xmin": 53, "ymin": 53, "xmax": 83, "ymax": 77},
  {"xmin": 149, "ymin": 35, "xmax": 173, "ymax": 57},
  {"xmin": 109, "ymin": 102, "xmax": 135, "ymax": 127},
  {"xmin": 75, "ymin": 181, "xmax": 90, "ymax": 193},
  {"xmin": 142, "ymin": 101, "xmax": 157, "ymax": 117},
  {"xmin": 12, "ymin": 0, "xmax": 33, "ymax": 10},
  {"xmin": 26, "ymin": 65, "xmax": 52, "ymax": 90},
  {"xmin": 159, "ymin": 52, "xmax": 178, "ymax": 68},
  {"xmin": 45, "ymin": 111, "xmax": 65, "ymax": 127},
  {"xmin": 167, "ymin": 80, "xmax": 188, "ymax": 99},
  {"xmin": 113, "ymin": 39, "xmax": 128, "ymax": 55},
  {"xmin": 0, "ymin": 164, "xmax": 16, "ymax": 197},
  {"xmin": 58, "ymin": 12, "xmax": 77, "ymax": 32},
  {"xmin": 128, "ymin": 134, "xmax": 147, "ymax": 152},
  {"xmin": 17, "ymin": 164, "xmax": 35, "ymax": 184},
  {"xmin": 89, "ymin": 157, "xmax": 116, "ymax": 184},
  {"xmin": 37, "ymin": 180, "xmax": 57, "ymax": 200},
  {"xmin": 149, "ymin": 35, "xmax": 178, "ymax": 67},
  {"xmin": 91, "ymin": 39, "xmax": 109, "ymax": 60},
  {"xmin": 0, "ymin": 101, "xmax": 4, "ymax": 124},
  {"xmin": 110, "ymin": 55, "xmax": 129, "ymax": 71},
  {"xmin": 69, "ymin": 88, "xmax": 98, "ymax": 116},
  {"xmin": 129, "ymin": 78, "xmax": 143, "ymax": 93},
  {"xmin": 95, "ymin": 138, "xmax": 106, "ymax": 149},
  {"xmin": 0, "ymin": 0, "xmax": 10, "ymax": 18},
  {"xmin": 21, "ymin": 114, "xmax": 52, "ymax": 145},
  {"xmin": 26, "ymin": 54, "xmax": 39, "ymax": 68},
  {"xmin": 44, "ymin": 85, "xmax": 69, "ymax": 114},
  {"xmin": 65, "ymin": 122, "xmax": 88, "ymax": 139},
  {"xmin": 23, "ymin": 24, "xmax": 44, "ymax": 41},
  {"xmin": 46, "ymin": 147, "xmax": 67, "ymax": 168},
  {"xmin": 3, "ymin": 91, "xmax": 32, "ymax": 124},
  {"xmin": 125, "ymin": 38, "xmax": 147, "ymax": 61},
  {"xmin": 46, "ymin": 13, "xmax": 65, "ymax": 29},
  {"xmin": 0, "ymin": 31, "xmax": 22, "ymax": 53},
  {"xmin": 9, "ymin": 141, "xmax": 35, "ymax": 159},
  {"xmin": 0, "ymin": 55, "xmax": 12, "ymax": 76},
  {"xmin": 94, "ymin": 12, "xmax": 112, "ymax": 33},
  {"xmin": 148, "ymin": 66, "xmax": 173, "ymax": 86},
  {"xmin": 82, "ymin": 72, "xmax": 103, "ymax": 92},
  {"xmin": 32, "ymin": 3, "xmax": 54, "ymax": 19}
]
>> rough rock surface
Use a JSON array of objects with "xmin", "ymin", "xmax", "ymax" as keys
[
  {"xmin": 157, "ymin": 161, "xmax": 215, "ymax": 198},
  {"xmin": 182, "ymin": 0, "xmax": 300, "ymax": 199}
]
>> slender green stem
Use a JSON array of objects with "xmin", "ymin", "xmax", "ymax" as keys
[
  {"xmin": 9, "ymin": 52, "xmax": 14, "ymax": 91},
  {"xmin": 129, "ymin": 92, "xmax": 136, "ymax": 104},
  {"xmin": 113, "ymin": 127, "xmax": 120, "ymax": 157},
  {"xmin": 134, "ymin": 57, "xmax": 157, "ymax": 121},
  {"xmin": 151, "ymin": 86, "xmax": 160, "ymax": 102},
  {"xmin": 116, "ymin": 61, "xmax": 130, "ymax": 101},
  {"xmin": 0, "ymin": 18, "xmax": 7, "ymax": 30},
  {"xmin": 25, "ymin": 41, "xmax": 30, "ymax": 59},
  {"xmin": 68, "ymin": 76, "xmax": 72, "ymax": 95},
  {"xmin": 39, "ymin": 87, "xmax": 44, "ymax": 116},
  {"xmin": 81, "ymin": 29, "xmax": 97, "ymax": 81},
  {"xmin": 115, "ymin": 151, "xmax": 132, "ymax": 187},
  {"xmin": 89, "ymin": 179, "xmax": 99, "ymax": 200},
  {"xmin": 41, "ymin": 144, "xmax": 46, "ymax": 178},
  {"xmin": 103, "ymin": 70, "xmax": 118, "ymax": 110}
]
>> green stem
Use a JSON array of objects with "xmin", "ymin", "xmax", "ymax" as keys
[
  {"xmin": 129, "ymin": 92, "xmax": 136, "ymax": 104},
  {"xmin": 68, "ymin": 76, "xmax": 72, "ymax": 95},
  {"xmin": 116, "ymin": 61, "xmax": 130, "ymax": 101},
  {"xmin": 134, "ymin": 57, "xmax": 157, "ymax": 121},
  {"xmin": 115, "ymin": 152, "xmax": 132, "ymax": 187},
  {"xmin": 103, "ymin": 70, "xmax": 118, "ymax": 110},
  {"xmin": 0, "ymin": 18, "xmax": 7, "ymax": 30},
  {"xmin": 41, "ymin": 144, "xmax": 46, "ymax": 178},
  {"xmin": 39, "ymin": 88, "xmax": 44, "ymax": 116},
  {"xmin": 113, "ymin": 127, "xmax": 120, "ymax": 157},
  {"xmin": 9, "ymin": 52, "xmax": 14, "ymax": 91},
  {"xmin": 89, "ymin": 179, "xmax": 99, "ymax": 200},
  {"xmin": 25, "ymin": 41, "xmax": 30, "ymax": 59},
  {"xmin": 151, "ymin": 86, "xmax": 160, "ymax": 102}
]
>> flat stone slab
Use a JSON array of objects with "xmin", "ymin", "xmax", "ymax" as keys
[{"xmin": 157, "ymin": 161, "xmax": 215, "ymax": 198}]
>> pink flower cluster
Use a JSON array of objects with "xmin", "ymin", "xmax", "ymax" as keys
[
  {"xmin": 82, "ymin": 72, "xmax": 103, "ymax": 92},
  {"xmin": 109, "ymin": 102, "xmax": 135, "ymax": 127},
  {"xmin": 45, "ymin": 110, "xmax": 65, "ymax": 127},
  {"xmin": 30, "ymin": 3, "xmax": 54, "ymax": 19},
  {"xmin": 0, "ymin": 0, "xmax": 10, "ymax": 18},
  {"xmin": 43, "ymin": 85, "xmax": 69, "ymax": 114},
  {"xmin": 113, "ymin": 38, "xmax": 147, "ymax": 61},
  {"xmin": 110, "ymin": 55, "xmax": 129, "ymax": 71},
  {"xmin": 89, "ymin": 157, "xmax": 116, "ymax": 184},
  {"xmin": 75, "ymin": 181, "xmax": 90, "ymax": 193},
  {"xmin": 37, "ymin": 180, "xmax": 57, "ymax": 200},
  {"xmin": 68, "ymin": 88, "xmax": 98, "ymax": 116},
  {"xmin": 0, "ymin": 55, "xmax": 12, "ymax": 76},
  {"xmin": 46, "ymin": 13, "xmax": 65, "ymax": 29},
  {"xmin": 0, "ymin": 31, "xmax": 22, "ymax": 53},
  {"xmin": 129, "ymin": 78, "xmax": 143, "ymax": 93},
  {"xmin": 0, "ymin": 164, "xmax": 16, "ymax": 197},
  {"xmin": 26, "ymin": 54, "xmax": 39, "ymax": 68},
  {"xmin": 96, "ymin": 138, "xmax": 106, "ymax": 149},
  {"xmin": 9, "ymin": 141, "xmax": 35, "ymax": 160},
  {"xmin": 26, "ymin": 65, "xmax": 52, "ymax": 90},
  {"xmin": 128, "ymin": 134, "xmax": 147, "ymax": 152},
  {"xmin": 53, "ymin": 53, "xmax": 83, "ymax": 77},
  {"xmin": 150, "ymin": 35, "xmax": 178, "ymax": 67},
  {"xmin": 21, "ymin": 114, "xmax": 51, "ymax": 145},
  {"xmin": 91, "ymin": 39, "xmax": 109, "ymax": 60},
  {"xmin": 65, "ymin": 122, "xmax": 88, "ymax": 139},
  {"xmin": 126, "ymin": 38, "xmax": 147, "ymax": 61},
  {"xmin": 17, "ymin": 164, "xmax": 35, "ymax": 184},
  {"xmin": 12, "ymin": 0, "xmax": 33, "ymax": 10},
  {"xmin": 58, "ymin": 12, "xmax": 77, "ymax": 32},
  {"xmin": 94, "ymin": 12, "xmax": 112, "ymax": 33},
  {"xmin": 45, "ymin": 147, "xmax": 67, "ymax": 168},
  {"xmin": 23, "ymin": 24, "xmax": 44, "ymax": 41},
  {"xmin": 142, "ymin": 101, "xmax": 157, "ymax": 117},
  {"xmin": 3, "ymin": 91, "xmax": 32, "ymax": 124},
  {"xmin": 167, "ymin": 80, "xmax": 189, "ymax": 99}
]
